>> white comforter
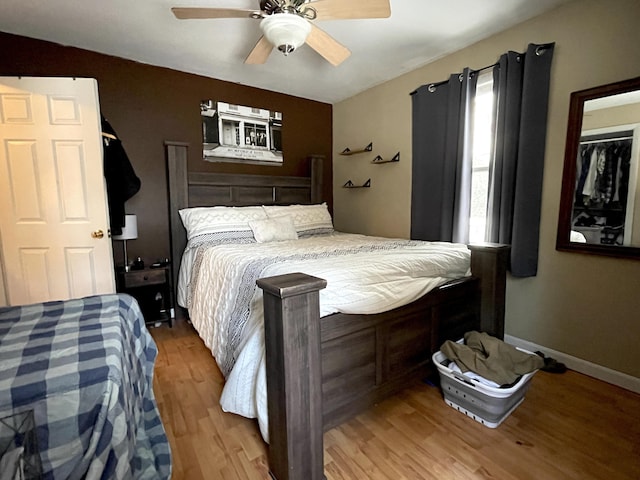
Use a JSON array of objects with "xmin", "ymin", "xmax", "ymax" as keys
[{"xmin": 183, "ymin": 232, "xmax": 471, "ymax": 441}]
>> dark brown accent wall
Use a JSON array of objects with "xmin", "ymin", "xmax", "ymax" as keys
[{"xmin": 0, "ymin": 31, "xmax": 333, "ymax": 266}]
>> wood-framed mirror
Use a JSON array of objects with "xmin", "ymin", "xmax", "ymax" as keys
[{"xmin": 557, "ymin": 76, "xmax": 640, "ymax": 259}]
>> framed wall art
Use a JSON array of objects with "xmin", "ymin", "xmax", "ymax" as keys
[{"xmin": 201, "ymin": 100, "xmax": 283, "ymax": 165}]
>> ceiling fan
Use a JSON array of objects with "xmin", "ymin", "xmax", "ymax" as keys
[{"xmin": 171, "ymin": 0, "xmax": 391, "ymax": 66}]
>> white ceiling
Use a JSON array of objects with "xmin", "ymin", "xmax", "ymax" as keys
[{"xmin": 0, "ymin": 0, "xmax": 571, "ymax": 104}]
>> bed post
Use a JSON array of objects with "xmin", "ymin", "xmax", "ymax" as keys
[
  {"xmin": 468, "ymin": 243, "xmax": 510, "ymax": 339},
  {"xmin": 165, "ymin": 141, "xmax": 189, "ymax": 308},
  {"xmin": 256, "ymin": 273, "xmax": 327, "ymax": 480}
]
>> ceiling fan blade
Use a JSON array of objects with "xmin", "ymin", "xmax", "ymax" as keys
[
  {"xmin": 306, "ymin": 24, "xmax": 351, "ymax": 66},
  {"xmin": 171, "ymin": 7, "xmax": 258, "ymax": 20},
  {"xmin": 245, "ymin": 36, "xmax": 274, "ymax": 64},
  {"xmin": 310, "ymin": 0, "xmax": 391, "ymax": 21}
]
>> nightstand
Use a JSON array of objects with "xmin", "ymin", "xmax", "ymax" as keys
[{"xmin": 116, "ymin": 266, "xmax": 174, "ymax": 327}]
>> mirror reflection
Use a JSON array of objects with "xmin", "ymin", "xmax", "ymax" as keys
[
  {"xmin": 557, "ymin": 76, "xmax": 640, "ymax": 258},
  {"xmin": 571, "ymin": 102, "xmax": 640, "ymax": 246}
]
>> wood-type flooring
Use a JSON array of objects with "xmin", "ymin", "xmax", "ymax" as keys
[{"xmin": 150, "ymin": 319, "xmax": 640, "ymax": 480}]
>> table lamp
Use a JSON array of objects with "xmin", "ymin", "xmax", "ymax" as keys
[{"xmin": 112, "ymin": 214, "xmax": 137, "ymax": 272}]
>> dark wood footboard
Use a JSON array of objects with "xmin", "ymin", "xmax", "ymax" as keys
[{"xmin": 257, "ymin": 243, "xmax": 509, "ymax": 480}]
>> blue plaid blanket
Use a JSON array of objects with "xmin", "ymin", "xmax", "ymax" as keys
[{"xmin": 0, "ymin": 294, "xmax": 171, "ymax": 479}]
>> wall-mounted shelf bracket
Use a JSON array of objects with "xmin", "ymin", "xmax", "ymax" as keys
[
  {"xmin": 343, "ymin": 179, "xmax": 371, "ymax": 188},
  {"xmin": 340, "ymin": 142, "xmax": 373, "ymax": 156},
  {"xmin": 372, "ymin": 152, "xmax": 400, "ymax": 164}
]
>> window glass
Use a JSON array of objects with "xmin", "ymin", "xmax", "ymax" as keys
[{"xmin": 469, "ymin": 70, "xmax": 495, "ymax": 243}]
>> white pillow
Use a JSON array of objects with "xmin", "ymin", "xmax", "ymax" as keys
[
  {"xmin": 249, "ymin": 216, "xmax": 299, "ymax": 243},
  {"xmin": 262, "ymin": 203, "xmax": 333, "ymax": 236},
  {"xmin": 179, "ymin": 206, "xmax": 267, "ymax": 240}
]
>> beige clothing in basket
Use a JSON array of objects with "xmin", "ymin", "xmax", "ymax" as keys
[{"xmin": 441, "ymin": 331, "xmax": 544, "ymax": 386}]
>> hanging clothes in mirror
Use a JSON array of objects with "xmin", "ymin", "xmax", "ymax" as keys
[{"xmin": 572, "ymin": 133, "xmax": 632, "ymax": 245}]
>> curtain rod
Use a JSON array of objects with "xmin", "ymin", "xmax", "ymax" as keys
[
  {"xmin": 410, "ymin": 42, "xmax": 554, "ymax": 96},
  {"xmin": 410, "ymin": 62, "xmax": 497, "ymax": 95}
]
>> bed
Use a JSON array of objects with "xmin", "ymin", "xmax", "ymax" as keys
[
  {"xmin": 0, "ymin": 293, "xmax": 171, "ymax": 480},
  {"xmin": 165, "ymin": 141, "xmax": 508, "ymax": 480}
]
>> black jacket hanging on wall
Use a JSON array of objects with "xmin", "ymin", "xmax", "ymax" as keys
[{"xmin": 101, "ymin": 117, "xmax": 141, "ymax": 235}]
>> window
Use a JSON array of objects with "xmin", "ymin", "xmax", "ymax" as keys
[
  {"xmin": 244, "ymin": 123, "xmax": 268, "ymax": 148},
  {"xmin": 469, "ymin": 70, "xmax": 495, "ymax": 243},
  {"xmin": 411, "ymin": 44, "xmax": 554, "ymax": 276}
]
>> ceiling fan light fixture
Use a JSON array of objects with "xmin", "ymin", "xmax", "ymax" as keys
[{"xmin": 260, "ymin": 13, "xmax": 311, "ymax": 56}]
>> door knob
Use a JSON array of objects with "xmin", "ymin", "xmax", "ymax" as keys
[{"xmin": 91, "ymin": 229, "xmax": 104, "ymax": 239}]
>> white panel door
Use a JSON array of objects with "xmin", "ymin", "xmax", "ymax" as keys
[{"xmin": 0, "ymin": 76, "xmax": 115, "ymax": 305}]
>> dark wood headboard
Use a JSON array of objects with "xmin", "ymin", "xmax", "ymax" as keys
[{"xmin": 165, "ymin": 141, "xmax": 325, "ymax": 300}]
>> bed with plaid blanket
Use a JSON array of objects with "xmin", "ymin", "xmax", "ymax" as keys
[{"xmin": 0, "ymin": 294, "xmax": 171, "ymax": 480}]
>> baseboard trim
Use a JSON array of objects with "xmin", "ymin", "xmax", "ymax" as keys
[{"xmin": 504, "ymin": 334, "xmax": 640, "ymax": 394}]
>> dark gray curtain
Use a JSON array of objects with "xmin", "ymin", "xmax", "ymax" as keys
[
  {"xmin": 411, "ymin": 42, "xmax": 554, "ymax": 277},
  {"xmin": 410, "ymin": 68, "xmax": 476, "ymax": 243},
  {"xmin": 486, "ymin": 43, "xmax": 555, "ymax": 276}
]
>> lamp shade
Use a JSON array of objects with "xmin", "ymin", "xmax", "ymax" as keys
[
  {"xmin": 260, "ymin": 13, "xmax": 311, "ymax": 55},
  {"xmin": 112, "ymin": 214, "xmax": 138, "ymax": 240}
]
